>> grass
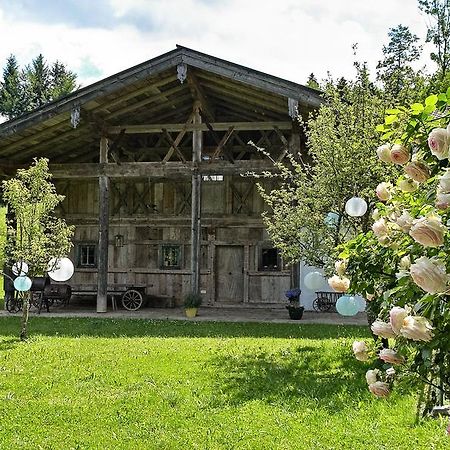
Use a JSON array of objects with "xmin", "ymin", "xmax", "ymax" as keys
[{"xmin": 0, "ymin": 317, "xmax": 447, "ymax": 449}]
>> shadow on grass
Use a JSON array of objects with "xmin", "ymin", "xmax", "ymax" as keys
[
  {"xmin": 209, "ymin": 343, "xmax": 370, "ymax": 412},
  {"xmin": 0, "ymin": 316, "xmax": 370, "ymax": 340}
]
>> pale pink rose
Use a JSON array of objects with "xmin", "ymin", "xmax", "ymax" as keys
[
  {"xmin": 447, "ymin": 421, "xmax": 450, "ymax": 436},
  {"xmin": 376, "ymin": 182, "xmax": 392, "ymax": 201},
  {"xmin": 398, "ymin": 178, "xmax": 419, "ymax": 193},
  {"xmin": 372, "ymin": 209, "xmax": 380, "ymax": 221},
  {"xmin": 365, "ymin": 293, "xmax": 375, "ymax": 301},
  {"xmin": 376, "ymin": 144, "xmax": 392, "ymax": 163},
  {"xmin": 328, "ymin": 275, "xmax": 350, "ymax": 293},
  {"xmin": 428, "ymin": 127, "xmax": 449, "ymax": 160},
  {"xmin": 385, "ymin": 367, "xmax": 396, "ymax": 377},
  {"xmin": 335, "ymin": 260, "xmax": 347, "ymax": 276},
  {"xmin": 396, "ymin": 211, "xmax": 414, "ymax": 232},
  {"xmin": 409, "ymin": 215, "xmax": 446, "ymax": 247},
  {"xmin": 371, "ymin": 320, "xmax": 396, "ymax": 339},
  {"xmin": 379, "ymin": 348, "xmax": 404, "ymax": 365},
  {"xmin": 372, "ymin": 218, "xmax": 388, "ymax": 238},
  {"xmin": 400, "ymin": 316, "xmax": 434, "ymax": 342},
  {"xmin": 404, "ymin": 161, "xmax": 430, "ymax": 183},
  {"xmin": 410, "ymin": 256, "xmax": 448, "ymax": 294},
  {"xmin": 390, "ymin": 144, "xmax": 410, "ymax": 165},
  {"xmin": 390, "ymin": 306, "xmax": 410, "ymax": 334},
  {"xmin": 438, "ymin": 169, "xmax": 450, "ymax": 193},
  {"xmin": 365, "ymin": 369, "xmax": 380, "ymax": 385},
  {"xmin": 436, "ymin": 192, "xmax": 450, "ymax": 210},
  {"xmin": 353, "ymin": 341, "xmax": 369, "ymax": 361},
  {"xmin": 399, "ymin": 256, "xmax": 411, "ymax": 270},
  {"xmin": 369, "ymin": 381, "xmax": 390, "ymax": 398}
]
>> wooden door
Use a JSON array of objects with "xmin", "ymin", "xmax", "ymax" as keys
[{"xmin": 215, "ymin": 246, "xmax": 244, "ymax": 303}]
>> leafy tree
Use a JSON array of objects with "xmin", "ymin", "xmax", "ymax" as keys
[
  {"xmin": 0, "ymin": 54, "xmax": 78, "ymax": 119},
  {"xmin": 377, "ymin": 24, "xmax": 423, "ymax": 103},
  {"xmin": 336, "ymin": 92, "xmax": 450, "ymax": 418},
  {"xmin": 256, "ymin": 65, "xmax": 398, "ymax": 268},
  {"xmin": 2, "ymin": 159, "xmax": 74, "ymax": 340},
  {"xmin": 0, "ymin": 55, "xmax": 23, "ymax": 120},
  {"xmin": 419, "ymin": 0, "xmax": 450, "ymax": 79},
  {"xmin": 306, "ymin": 73, "xmax": 320, "ymax": 90}
]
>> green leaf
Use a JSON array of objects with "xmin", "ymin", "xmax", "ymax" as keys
[
  {"xmin": 446, "ymin": 87, "xmax": 450, "ymax": 98},
  {"xmin": 411, "ymin": 103, "xmax": 424, "ymax": 112},
  {"xmin": 386, "ymin": 109, "xmax": 401, "ymax": 114},
  {"xmin": 424, "ymin": 104, "xmax": 435, "ymax": 114},
  {"xmin": 376, "ymin": 124, "xmax": 386, "ymax": 132},
  {"xmin": 425, "ymin": 94, "xmax": 438, "ymax": 106},
  {"xmin": 385, "ymin": 115, "xmax": 397, "ymax": 125},
  {"xmin": 438, "ymin": 93, "xmax": 447, "ymax": 102}
]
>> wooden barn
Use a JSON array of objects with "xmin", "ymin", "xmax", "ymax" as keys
[{"xmin": 0, "ymin": 46, "xmax": 322, "ymax": 312}]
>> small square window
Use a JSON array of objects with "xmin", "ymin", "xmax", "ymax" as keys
[
  {"xmin": 259, "ymin": 247, "xmax": 280, "ymax": 271},
  {"xmin": 161, "ymin": 245, "xmax": 182, "ymax": 269},
  {"xmin": 77, "ymin": 244, "xmax": 97, "ymax": 268},
  {"xmin": 202, "ymin": 174, "xmax": 224, "ymax": 182}
]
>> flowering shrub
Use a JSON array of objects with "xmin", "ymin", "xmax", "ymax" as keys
[{"xmin": 334, "ymin": 93, "xmax": 450, "ymax": 421}]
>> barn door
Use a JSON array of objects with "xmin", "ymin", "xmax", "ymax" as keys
[{"xmin": 215, "ymin": 245, "xmax": 244, "ymax": 303}]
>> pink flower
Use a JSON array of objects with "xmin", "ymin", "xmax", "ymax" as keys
[
  {"xmin": 353, "ymin": 341, "xmax": 369, "ymax": 361},
  {"xmin": 365, "ymin": 369, "xmax": 380, "ymax": 385},
  {"xmin": 376, "ymin": 144, "xmax": 392, "ymax": 163},
  {"xmin": 398, "ymin": 178, "xmax": 418, "ymax": 193},
  {"xmin": 400, "ymin": 316, "xmax": 434, "ymax": 342},
  {"xmin": 438, "ymin": 169, "xmax": 450, "ymax": 193},
  {"xmin": 409, "ymin": 215, "xmax": 446, "ymax": 247},
  {"xmin": 436, "ymin": 192, "xmax": 450, "ymax": 210},
  {"xmin": 371, "ymin": 320, "xmax": 396, "ymax": 339},
  {"xmin": 390, "ymin": 144, "xmax": 410, "ymax": 165},
  {"xmin": 396, "ymin": 211, "xmax": 414, "ymax": 232},
  {"xmin": 404, "ymin": 161, "xmax": 430, "ymax": 183},
  {"xmin": 372, "ymin": 218, "xmax": 388, "ymax": 238},
  {"xmin": 369, "ymin": 381, "xmax": 390, "ymax": 398},
  {"xmin": 328, "ymin": 275, "xmax": 350, "ymax": 293},
  {"xmin": 428, "ymin": 127, "xmax": 449, "ymax": 160},
  {"xmin": 390, "ymin": 306, "xmax": 410, "ymax": 334},
  {"xmin": 376, "ymin": 182, "xmax": 392, "ymax": 201},
  {"xmin": 335, "ymin": 260, "xmax": 347, "ymax": 276},
  {"xmin": 379, "ymin": 348, "xmax": 404, "ymax": 365},
  {"xmin": 410, "ymin": 256, "xmax": 448, "ymax": 294}
]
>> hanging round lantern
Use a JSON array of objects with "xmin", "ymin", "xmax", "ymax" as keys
[
  {"xmin": 47, "ymin": 257, "xmax": 74, "ymax": 282},
  {"xmin": 14, "ymin": 275, "xmax": 32, "ymax": 292},
  {"xmin": 12, "ymin": 261, "xmax": 29, "ymax": 276},
  {"xmin": 324, "ymin": 212, "xmax": 339, "ymax": 227},
  {"xmin": 355, "ymin": 297, "xmax": 366, "ymax": 312},
  {"xmin": 336, "ymin": 295, "xmax": 359, "ymax": 316},
  {"xmin": 345, "ymin": 197, "xmax": 368, "ymax": 217},
  {"xmin": 304, "ymin": 271, "xmax": 324, "ymax": 290}
]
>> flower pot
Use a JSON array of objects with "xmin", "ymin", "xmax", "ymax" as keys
[
  {"xmin": 286, "ymin": 305, "xmax": 304, "ymax": 320},
  {"xmin": 185, "ymin": 307, "xmax": 198, "ymax": 318}
]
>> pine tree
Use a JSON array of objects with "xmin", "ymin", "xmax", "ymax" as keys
[
  {"xmin": 0, "ymin": 55, "xmax": 23, "ymax": 120},
  {"xmin": 23, "ymin": 54, "xmax": 51, "ymax": 110}
]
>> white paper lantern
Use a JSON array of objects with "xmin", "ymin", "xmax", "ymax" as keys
[
  {"xmin": 345, "ymin": 197, "xmax": 368, "ymax": 217},
  {"xmin": 12, "ymin": 261, "xmax": 29, "ymax": 276},
  {"xmin": 304, "ymin": 271, "xmax": 324, "ymax": 290},
  {"xmin": 47, "ymin": 257, "xmax": 74, "ymax": 282}
]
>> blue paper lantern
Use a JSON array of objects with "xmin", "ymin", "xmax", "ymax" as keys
[
  {"xmin": 324, "ymin": 212, "xmax": 339, "ymax": 227},
  {"xmin": 355, "ymin": 297, "xmax": 366, "ymax": 312},
  {"xmin": 336, "ymin": 295, "xmax": 359, "ymax": 316},
  {"xmin": 14, "ymin": 276, "xmax": 32, "ymax": 292}
]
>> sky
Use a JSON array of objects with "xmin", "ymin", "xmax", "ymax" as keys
[{"xmin": 0, "ymin": 0, "xmax": 435, "ymax": 89}]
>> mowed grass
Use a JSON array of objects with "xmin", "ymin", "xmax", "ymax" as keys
[{"xmin": 0, "ymin": 318, "xmax": 447, "ymax": 450}]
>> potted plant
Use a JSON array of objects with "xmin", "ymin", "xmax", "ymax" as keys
[
  {"xmin": 285, "ymin": 288, "xmax": 304, "ymax": 320},
  {"xmin": 184, "ymin": 292, "xmax": 202, "ymax": 318}
]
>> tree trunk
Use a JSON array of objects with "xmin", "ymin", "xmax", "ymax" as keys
[{"xmin": 20, "ymin": 292, "xmax": 30, "ymax": 341}]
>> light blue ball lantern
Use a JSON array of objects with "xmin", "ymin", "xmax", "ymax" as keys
[
  {"xmin": 355, "ymin": 297, "xmax": 366, "ymax": 312},
  {"xmin": 324, "ymin": 212, "xmax": 339, "ymax": 227},
  {"xmin": 13, "ymin": 275, "xmax": 32, "ymax": 292},
  {"xmin": 336, "ymin": 295, "xmax": 359, "ymax": 316}
]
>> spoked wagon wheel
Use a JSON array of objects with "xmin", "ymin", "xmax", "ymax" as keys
[
  {"xmin": 121, "ymin": 289, "xmax": 143, "ymax": 311},
  {"xmin": 313, "ymin": 296, "xmax": 332, "ymax": 312},
  {"xmin": 5, "ymin": 292, "xmax": 22, "ymax": 313}
]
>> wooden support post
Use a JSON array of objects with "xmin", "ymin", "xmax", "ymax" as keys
[
  {"xmin": 97, "ymin": 136, "xmax": 109, "ymax": 313},
  {"xmin": 191, "ymin": 103, "xmax": 202, "ymax": 296}
]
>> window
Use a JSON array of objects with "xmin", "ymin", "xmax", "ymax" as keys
[
  {"xmin": 202, "ymin": 174, "xmax": 224, "ymax": 182},
  {"xmin": 77, "ymin": 243, "xmax": 97, "ymax": 268},
  {"xmin": 259, "ymin": 247, "xmax": 280, "ymax": 271},
  {"xmin": 161, "ymin": 244, "xmax": 182, "ymax": 269}
]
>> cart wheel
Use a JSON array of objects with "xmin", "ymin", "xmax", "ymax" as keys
[
  {"xmin": 6, "ymin": 292, "xmax": 23, "ymax": 313},
  {"xmin": 121, "ymin": 289, "xmax": 143, "ymax": 311},
  {"xmin": 314, "ymin": 296, "xmax": 332, "ymax": 312},
  {"xmin": 312, "ymin": 297, "xmax": 321, "ymax": 312}
]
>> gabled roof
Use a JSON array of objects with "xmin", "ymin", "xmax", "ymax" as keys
[{"xmin": 0, "ymin": 46, "xmax": 322, "ymax": 165}]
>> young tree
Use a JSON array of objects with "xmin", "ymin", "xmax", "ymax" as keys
[
  {"xmin": 0, "ymin": 55, "xmax": 23, "ymax": 120},
  {"xmin": 2, "ymin": 159, "xmax": 74, "ymax": 340},
  {"xmin": 377, "ymin": 24, "xmax": 423, "ymax": 103},
  {"xmin": 257, "ymin": 65, "xmax": 399, "ymax": 268},
  {"xmin": 306, "ymin": 73, "xmax": 320, "ymax": 90}
]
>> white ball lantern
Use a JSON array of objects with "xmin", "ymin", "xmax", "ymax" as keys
[
  {"xmin": 12, "ymin": 261, "xmax": 29, "ymax": 276},
  {"xmin": 47, "ymin": 257, "xmax": 74, "ymax": 282},
  {"xmin": 304, "ymin": 271, "xmax": 324, "ymax": 291},
  {"xmin": 345, "ymin": 197, "xmax": 368, "ymax": 217}
]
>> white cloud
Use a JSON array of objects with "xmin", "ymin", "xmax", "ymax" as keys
[{"xmin": 0, "ymin": 0, "xmax": 435, "ymax": 89}]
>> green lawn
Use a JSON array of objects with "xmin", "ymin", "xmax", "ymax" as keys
[{"xmin": 0, "ymin": 318, "xmax": 447, "ymax": 450}]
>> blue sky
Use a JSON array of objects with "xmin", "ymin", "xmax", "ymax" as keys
[{"xmin": 0, "ymin": 0, "xmax": 432, "ymax": 88}]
